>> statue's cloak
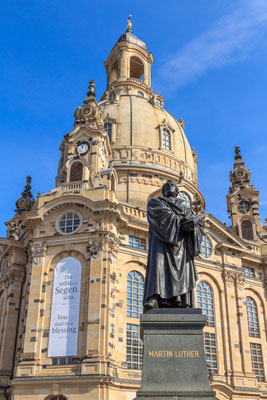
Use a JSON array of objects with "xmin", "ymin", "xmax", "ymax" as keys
[{"xmin": 143, "ymin": 196, "xmax": 203, "ymax": 303}]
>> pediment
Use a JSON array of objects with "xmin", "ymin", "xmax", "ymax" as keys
[
  {"xmin": 68, "ymin": 125, "xmax": 104, "ymax": 143},
  {"xmin": 204, "ymin": 213, "xmax": 251, "ymax": 254}
]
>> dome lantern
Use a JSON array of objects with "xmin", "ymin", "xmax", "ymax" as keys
[{"xmin": 102, "ymin": 17, "xmax": 153, "ymax": 98}]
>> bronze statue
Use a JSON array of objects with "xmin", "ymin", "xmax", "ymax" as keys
[{"xmin": 143, "ymin": 180, "xmax": 204, "ymax": 310}]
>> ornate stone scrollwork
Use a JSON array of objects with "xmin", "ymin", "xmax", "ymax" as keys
[
  {"xmin": 7, "ymin": 220, "xmax": 21, "ymax": 240},
  {"xmin": 103, "ymin": 231, "xmax": 120, "ymax": 255},
  {"xmin": 87, "ymin": 232, "xmax": 120, "ymax": 259},
  {"xmin": 223, "ymin": 269, "xmax": 245, "ymax": 289},
  {"xmin": 235, "ymin": 272, "xmax": 245, "ymax": 289},
  {"xmin": 87, "ymin": 238, "xmax": 103, "ymax": 258},
  {"xmin": 74, "ymin": 80, "xmax": 103, "ymax": 129},
  {"xmin": 30, "ymin": 242, "xmax": 47, "ymax": 265},
  {"xmin": 223, "ymin": 270, "xmax": 236, "ymax": 287},
  {"xmin": 15, "ymin": 176, "xmax": 35, "ymax": 215}
]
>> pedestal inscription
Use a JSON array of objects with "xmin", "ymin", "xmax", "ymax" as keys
[{"xmin": 135, "ymin": 309, "xmax": 217, "ymax": 400}]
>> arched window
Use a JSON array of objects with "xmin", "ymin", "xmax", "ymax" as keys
[
  {"xmin": 246, "ymin": 297, "xmax": 260, "ymax": 338},
  {"xmin": 200, "ymin": 235, "xmax": 212, "ymax": 258},
  {"xmin": 197, "ymin": 281, "xmax": 214, "ymax": 327},
  {"xmin": 162, "ymin": 129, "xmax": 171, "ymax": 150},
  {"xmin": 130, "ymin": 56, "xmax": 144, "ymax": 80},
  {"xmin": 241, "ymin": 220, "xmax": 254, "ymax": 240},
  {"xmin": 126, "ymin": 271, "xmax": 144, "ymax": 370},
  {"xmin": 127, "ymin": 271, "xmax": 144, "ymax": 318},
  {"xmin": 177, "ymin": 191, "xmax": 191, "ymax": 208},
  {"xmin": 104, "ymin": 122, "xmax": 112, "ymax": 142},
  {"xmin": 69, "ymin": 162, "xmax": 83, "ymax": 182},
  {"xmin": 110, "ymin": 61, "xmax": 118, "ymax": 83},
  {"xmin": 197, "ymin": 281, "xmax": 218, "ymax": 374}
]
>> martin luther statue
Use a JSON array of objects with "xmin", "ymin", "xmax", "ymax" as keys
[{"xmin": 143, "ymin": 180, "xmax": 205, "ymax": 310}]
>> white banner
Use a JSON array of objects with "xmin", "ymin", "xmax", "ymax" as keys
[{"xmin": 48, "ymin": 257, "xmax": 82, "ymax": 357}]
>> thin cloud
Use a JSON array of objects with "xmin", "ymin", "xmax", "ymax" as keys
[{"xmin": 158, "ymin": 0, "xmax": 267, "ymax": 89}]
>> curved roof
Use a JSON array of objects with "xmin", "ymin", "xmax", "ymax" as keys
[{"xmin": 100, "ymin": 95, "xmax": 195, "ymax": 172}]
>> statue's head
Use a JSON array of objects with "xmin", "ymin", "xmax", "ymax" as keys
[{"xmin": 162, "ymin": 180, "xmax": 179, "ymax": 198}]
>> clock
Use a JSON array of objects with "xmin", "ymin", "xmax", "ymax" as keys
[
  {"xmin": 239, "ymin": 200, "xmax": 250, "ymax": 213},
  {"xmin": 77, "ymin": 142, "xmax": 89, "ymax": 155},
  {"xmin": 236, "ymin": 170, "xmax": 244, "ymax": 177}
]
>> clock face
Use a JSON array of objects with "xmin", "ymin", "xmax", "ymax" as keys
[
  {"xmin": 239, "ymin": 201, "xmax": 250, "ymax": 213},
  {"xmin": 236, "ymin": 170, "xmax": 244, "ymax": 177},
  {"xmin": 77, "ymin": 143, "xmax": 89, "ymax": 155}
]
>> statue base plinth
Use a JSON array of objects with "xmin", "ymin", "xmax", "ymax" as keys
[{"xmin": 134, "ymin": 309, "xmax": 217, "ymax": 400}]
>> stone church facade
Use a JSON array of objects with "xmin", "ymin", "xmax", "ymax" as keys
[{"xmin": 0, "ymin": 24, "xmax": 266, "ymax": 400}]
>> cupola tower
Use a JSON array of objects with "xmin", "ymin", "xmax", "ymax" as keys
[{"xmin": 227, "ymin": 146, "xmax": 264, "ymax": 243}]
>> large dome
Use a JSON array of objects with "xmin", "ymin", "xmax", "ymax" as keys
[
  {"xmin": 100, "ymin": 95, "xmax": 195, "ymax": 171},
  {"xmin": 97, "ymin": 29, "xmax": 203, "ymax": 209}
]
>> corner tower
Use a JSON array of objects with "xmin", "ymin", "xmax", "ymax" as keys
[{"xmin": 227, "ymin": 146, "xmax": 265, "ymax": 243}]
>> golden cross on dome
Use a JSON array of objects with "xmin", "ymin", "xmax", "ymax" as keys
[{"xmin": 127, "ymin": 14, "xmax": 132, "ymax": 32}]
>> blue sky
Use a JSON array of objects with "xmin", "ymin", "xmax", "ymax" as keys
[{"xmin": 1, "ymin": 0, "xmax": 267, "ymax": 237}]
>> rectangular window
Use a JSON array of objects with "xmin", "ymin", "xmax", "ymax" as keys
[
  {"xmin": 52, "ymin": 357, "xmax": 74, "ymax": 365},
  {"xmin": 250, "ymin": 343, "xmax": 264, "ymax": 382},
  {"xmin": 126, "ymin": 323, "xmax": 143, "ymax": 370},
  {"xmin": 162, "ymin": 129, "xmax": 171, "ymax": 150},
  {"xmin": 204, "ymin": 332, "xmax": 218, "ymax": 375},
  {"xmin": 104, "ymin": 123, "xmax": 112, "ymax": 142},
  {"xmin": 242, "ymin": 266, "xmax": 255, "ymax": 278},
  {"xmin": 142, "ymin": 174, "xmax": 152, "ymax": 179},
  {"xmin": 129, "ymin": 235, "xmax": 146, "ymax": 250}
]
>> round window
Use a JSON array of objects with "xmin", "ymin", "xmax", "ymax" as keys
[
  {"xmin": 155, "ymin": 98, "xmax": 162, "ymax": 107},
  {"xmin": 56, "ymin": 211, "xmax": 82, "ymax": 235},
  {"xmin": 239, "ymin": 200, "xmax": 250, "ymax": 213},
  {"xmin": 108, "ymin": 92, "xmax": 116, "ymax": 102},
  {"xmin": 137, "ymin": 91, "xmax": 144, "ymax": 97}
]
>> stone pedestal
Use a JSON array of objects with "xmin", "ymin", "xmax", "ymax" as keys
[{"xmin": 135, "ymin": 309, "xmax": 217, "ymax": 400}]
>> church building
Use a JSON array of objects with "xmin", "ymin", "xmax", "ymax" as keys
[{"xmin": 0, "ymin": 19, "xmax": 266, "ymax": 400}]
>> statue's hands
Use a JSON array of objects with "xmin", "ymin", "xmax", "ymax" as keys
[
  {"xmin": 193, "ymin": 213, "xmax": 205, "ymax": 225},
  {"xmin": 181, "ymin": 214, "xmax": 205, "ymax": 232}
]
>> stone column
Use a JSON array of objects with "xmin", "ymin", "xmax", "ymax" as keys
[{"xmin": 17, "ymin": 241, "xmax": 46, "ymax": 375}]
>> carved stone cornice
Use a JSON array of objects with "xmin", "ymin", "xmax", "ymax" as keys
[
  {"xmin": 30, "ymin": 241, "xmax": 47, "ymax": 265},
  {"xmin": 0, "ymin": 243, "xmax": 8, "ymax": 257},
  {"xmin": 2, "ymin": 265, "xmax": 25, "ymax": 289}
]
